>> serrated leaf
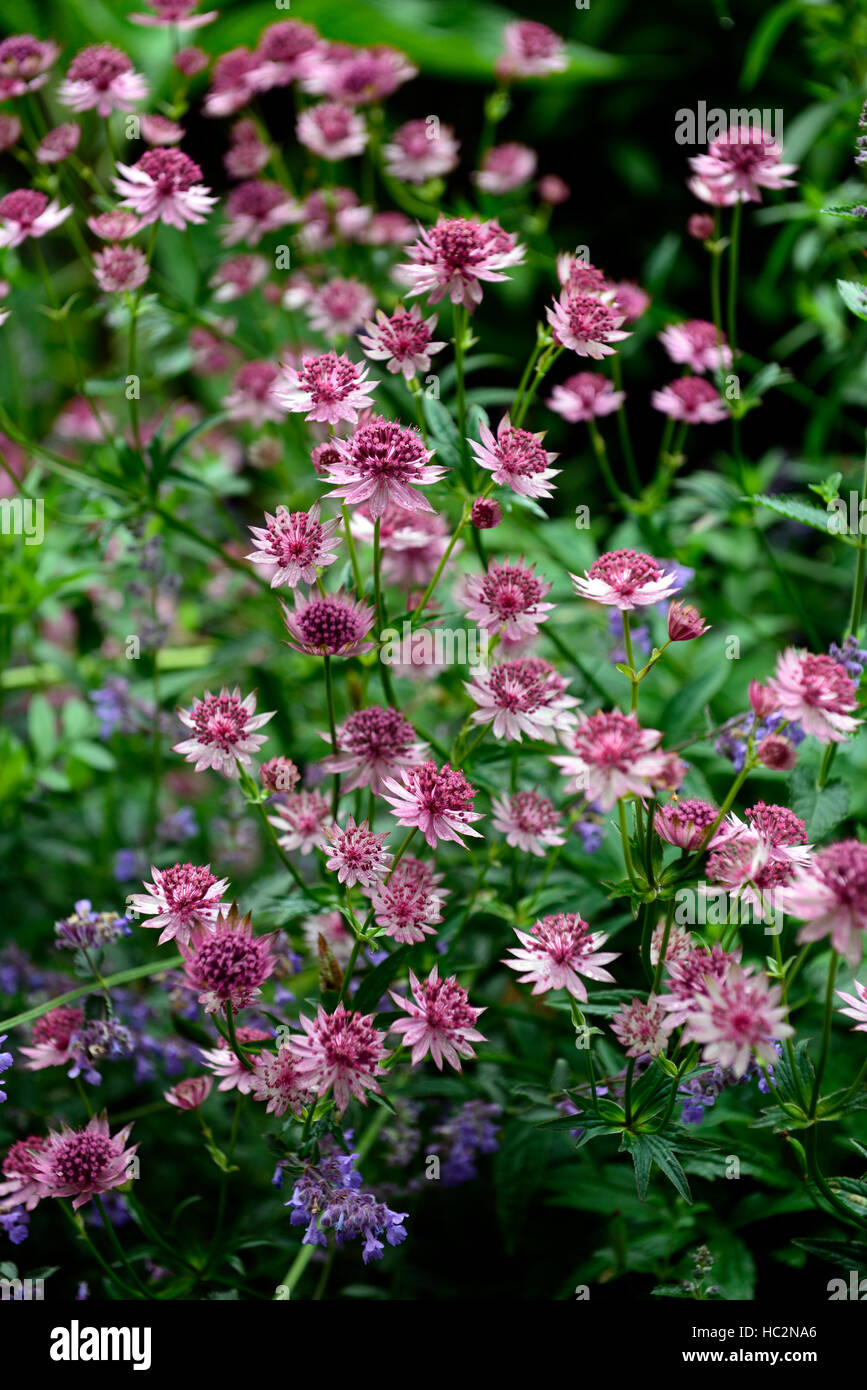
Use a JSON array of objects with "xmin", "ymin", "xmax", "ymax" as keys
[
  {"xmin": 837, "ymin": 278, "xmax": 867, "ymax": 321},
  {"xmin": 748, "ymin": 492, "xmax": 861, "ymax": 547}
]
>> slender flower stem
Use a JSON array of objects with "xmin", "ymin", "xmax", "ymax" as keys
[
  {"xmin": 809, "ymin": 950, "xmax": 839, "ymax": 1118},
  {"xmin": 60, "ymin": 1201, "xmax": 142, "ymax": 1299},
  {"xmin": 373, "ymin": 518, "xmax": 397, "ymax": 707},
  {"xmin": 587, "ymin": 418, "xmax": 630, "ymax": 510},
  {"xmin": 623, "ymin": 1057, "xmax": 637, "ymax": 1125},
  {"xmin": 617, "ymin": 799, "xmax": 642, "ymax": 890},
  {"xmin": 323, "ymin": 654, "xmax": 340, "ymax": 816},
  {"xmin": 225, "ymin": 1002, "xmax": 254, "ymax": 1072},
  {"xmin": 727, "ymin": 199, "xmax": 743, "ymax": 360},
  {"xmin": 93, "ymin": 1194, "xmax": 155, "ymax": 1299},
  {"xmin": 621, "ymin": 610, "xmax": 638, "ymax": 712},
  {"xmin": 340, "ymin": 504, "xmax": 365, "ymax": 595},
  {"xmin": 610, "ymin": 355, "xmax": 640, "ymax": 495}
]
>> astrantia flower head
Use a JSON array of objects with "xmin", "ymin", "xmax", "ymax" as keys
[
  {"xmin": 297, "ymin": 101, "xmax": 367, "ymax": 160},
  {"xmin": 281, "ymin": 590, "xmax": 376, "ymax": 658},
  {"xmin": 221, "ymin": 179, "xmax": 298, "ymax": 246},
  {"xmin": 274, "ymin": 351, "xmax": 377, "ymax": 426},
  {"xmin": 175, "ymin": 45, "xmax": 209, "ymax": 76},
  {"xmin": 223, "ymin": 359, "xmax": 284, "ymax": 426},
  {"xmin": 174, "ymin": 687, "xmax": 274, "ymax": 777},
  {"xmin": 19, "ymin": 1006, "xmax": 84, "ymax": 1070},
  {"xmin": 114, "ymin": 149, "xmax": 216, "ymax": 229},
  {"xmin": 203, "ymin": 47, "xmax": 258, "ymax": 117},
  {"xmin": 140, "ymin": 113, "xmax": 185, "ymax": 146},
  {"xmin": 497, "ymin": 20, "xmax": 567, "ymax": 80},
  {"xmin": 462, "ymin": 558, "xmax": 554, "ymax": 640},
  {"xmin": 324, "ymin": 817, "xmax": 392, "ymax": 888},
  {"xmin": 0, "ymin": 190, "xmax": 71, "ymax": 247},
  {"xmin": 312, "ymin": 45, "xmax": 417, "ymax": 105},
  {"xmin": 58, "ymin": 45, "xmax": 148, "ymax": 117},
  {"xmin": 681, "ymin": 963, "xmax": 793, "ymax": 1076},
  {"xmin": 667, "ymin": 600, "xmax": 710, "ymax": 642},
  {"xmin": 305, "ymin": 277, "xmax": 375, "ymax": 338},
  {"xmin": 471, "ymin": 497, "xmax": 502, "ymax": 529},
  {"xmin": 655, "ymin": 798, "xmax": 718, "ymax": 850},
  {"xmin": 660, "ymin": 943, "xmax": 741, "ymax": 1028},
  {"xmin": 249, "ymin": 20, "xmax": 319, "ymax": 91},
  {"xmin": 0, "ymin": 114, "xmax": 22, "ymax": 152},
  {"xmin": 179, "ymin": 904, "xmax": 276, "ymax": 1013},
  {"xmin": 546, "ymin": 372, "xmax": 625, "ymax": 423},
  {"xmin": 546, "ymin": 290, "xmax": 629, "ymax": 358},
  {"xmin": 398, "ymin": 216, "xmax": 525, "ymax": 312},
  {"xmin": 87, "ymin": 210, "xmax": 142, "ymax": 241},
  {"xmin": 0, "ymin": 36, "xmax": 59, "ymax": 97},
  {"xmin": 836, "ymin": 980, "xmax": 867, "ymax": 1033},
  {"xmin": 611, "ymin": 996, "xmax": 668, "ymax": 1058},
  {"xmin": 466, "ymin": 657, "xmax": 579, "ymax": 743},
  {"xmin": 268, "ymin": 790, "xmax": 331, "ymax": 856},
  {"xmin": 659, "ymin": 320, "xmax": 732, "ymax": 374},
  {"xmin": 93, "ymin": 245, "xmax": 149, "ymax": 294},
  {"xmin": 651, "ymin": 376, "xmax": 728, "ymax": 425},
  {"xmin": 130, "ymin": 0, "xmax": 218, "ymax": 28},
  {"xmin": 286, "ymin": 1005, "xmax": 390, "ymax": 1113},
  {"xmin": 650, "ymin": 921, "xmax": 695, "ymax": 967},
  {"xmin": 30, "ymin": 1112, "xmax": 137, "ymax": 1210},
  {"xmin": 369, "ymin": 859, "xmax": 445, "ymax": 944},
  {"xmin": 609, "ymin": 280, "xmax": 651, "ymax": 324},
  {"xmin": 164, "ymin": 1076, "xmax": 213, "ymax": 1110},
  {"xmin": 503, "ymin": 913, "xmax": 618, "ymax": 1001},
  {"xmin": 688, "ymin": 128, "xmax": 797, "ymax": 205},
  {"xmin": 551, "ymin": 710, "xmax": 670, "ymax": 811},
  {"xmin": 319, "ymin": 705, "xmax": 428, "ymax": 794},
  {"xmin": 470, "ymin": 414, "xmax": 559, "ymax": 499},
  {"xmin": 491, "ymin": 790, "xmax": 565, "ymax": 856},
  {"xmin": 199, "ymin": 1029, "xmax": 271, "ymax": 1093},
  {"xmin": 571, "ymin": 549, "xmax": 681, "ymax": 611},
  {"xmin": 382, "ymin": 119, "xmax": 460, "ymax": 183},
  {"xmin": 36, "ymin": 123, "xmax": 81, "ymax": 165},
  {"xmin": 359, "ymin": 304, "xmax": 446, "ymax": 380},
  {"xmin": 474, "ymin": 142, "xmax": 537, "ymax": 194},
  {"xmin": 210, "ymin": 253, "xmax": 269, "ymax": 302},
  {"xmin": 381, "ymin": 761, "xmax": 483, "ymax": 849},
  {"xmin": 0, "ymin": 1136, "xmax": 47, "ymax": 1214},
  {"xmin": 389, "ymin": 967, "xmax": 486, "ymax": 1070},
  {"xmin": 251, "ymin": 1044, "xmax": 315, "ymax": 1117},
  {"xmin": 323, "ymin": 415, "xmax": 443, "ymax": 517},
  {"xmin": 782, "ymin": 840, "xmax": 867, "ymax": 967},
  {"xmin": 247, "ymin": 502, "xmax": 340, "ymax": 588},
  {"xmin": 127, "ymin": 862, "xmax": 231, "ymax": 945},
  {"xmin": 259, "ymin": 755, "xmax": 300, "ymax": 795},
  {"xmin": 768, "ymin": 648, "xmax": 860, "ymax": 743}
]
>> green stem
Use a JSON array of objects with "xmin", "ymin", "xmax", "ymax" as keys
[
  {"xmin": 93, "ymin": 1194, "xmax": 155, "ymax": 1299},
  {"xmin": 323, "ymin": 654, "xmax": 341, "ymax": 816},
  {"xmin": 809, "ymin": 951, "xmax": 839, "ymax": 1118},
  {"xmin": 617, "ymin": 799, "xmax": 642, "ymax": 890}
]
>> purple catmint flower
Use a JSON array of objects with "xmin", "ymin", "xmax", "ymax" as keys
[
  {"xmin": 287, "ymin": 1144, "xmax": 409, "ymax": 1264},
  {"xmin": 430, "ymin": 1100, "xmax": 502, "ymax": 1185}
]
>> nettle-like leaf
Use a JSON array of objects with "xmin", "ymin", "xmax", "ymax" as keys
[
  {"xmin": 748, "ymin": 491, "xmax": 863, "ymax": 547},
  {"xmin": 837, "ymin": 277, "xmax": 867, "ymax": 320},
  {"xmin": 620, "ymin": 1131, "xmax": 694, "ymax": 1203}
]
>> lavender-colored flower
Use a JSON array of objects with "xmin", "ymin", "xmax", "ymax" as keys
[
  {"xmin": 66, "ymin": 1019, "xmax": 136, "ymax": 1086},
  {"xmin": 0, "ymin": 1036, "xmax": 11, "ymax": 1103},
  {"xmin": 430, "ymin": 1100, "xmax": 501, "ymax": 1185},
  {"xmin": 54, "ymin": 900, "xmax": 130, "ymax": 951},
  {"xmin": 287, "ymin": 1143, "xmax": 408, "ymax": 1263}
]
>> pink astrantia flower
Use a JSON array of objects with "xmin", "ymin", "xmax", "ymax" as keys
[
  {"xmin": 306, "ymin": 277, "xmax": 375, "ymax": 337},
  {"xmin": 389, "ymin": 967, "xmax": 486, "ymax": 1070},
  {"xmin": 311, "ymin": 45, "xmax": 417, "ymax": 105},
  {"xmin": 93, "ymin": 244, "xmax": 149, "ymax": 293},
  {"xmin": 497, "ymin": 21, "xmax": 567, "ymax": 80},
  {"xmin": 0, "ymin": 1136, "xmax": 48, "ymax": 1214},
  {"xmin": 35, "ymin": 123, "xmax": 81, "ymax": 164},
  {"xmin": 259, "ymin": 755, "xmax": 300, "ymax": 795},
  {"xmin": 491, "ymin": 790, "xmax": 565, "ymax": 856},
  {"xmin": 556, "ymin": 255, "xmax": 610, "ymax": 296},
  {"xmin": 836, "ymin": 980, "xmax": 867, "ymax": 1033},
  {"xmin": 503, "ymin": 912, "xmax": 618, "ymax": 1001},
  {"xmin": 0, "ymin": 36, "xmax": 59, "ymax": 97},
  {"xmin": 203, "ymin": 48, "xmax": 259, "ymax": 117},
  {"xmin": 382, "ymin": 119, "xmax": 460, "ymax": 183},
  {"xmin": 650, "ymin": 921, "xmax": 695, "ymax": 967},
  {"xmin": 655, "ymin": 797, "xmax": 718, "ymax": 850},
  {"xmin": 19, "ymin": 1007, "xmax": 84, "ymax": 1071},
  {"xmin": 570, "ymin": 548, "xmax": 681, "ymax": 610},
  {"xmin": 210, "ymin": 253, "xmax": 269, "ymax": 301},
  {"xmin": 58, "ymin": 45, "xmax": 148, "ymax": 117},
  {"xmin": 768, "ymin": 648, "xmax": 861, "ymax": 743},
  {"xmin": 198, "ymin": 1030, "xmax": 270, "ymax": 1093},
  {"xmin": 224, "ymin": 120, "xmax": 271, "ymax": 178},
  {"xmin": 547, "ymin": 372, "xmax": 625, "ymax": 423},
  {"xmin": 0, "ymin": 114, "xmax": 22, "ymax": 151},
  {"xmin": 324, "ymin": 817, "xmax": 392, "ymax": 888},
  {"xmin": 611, "ymin": 996, "xmax": 668, "ymax": 1058},
  {"xmin": 366, "ymin": 214, "xmax": 415, "ymax": 245},
  {"xmin": 247, "ymin": 502, "xmax": 340, "ymax": 588},
  {"xmin": 248, "ymin": 21, "xmax": 320, "ymax": 91},
  {"xmin": 319, "ymin": 705, "xmax": 428, "ymax": 795},
  {"xmin": 474, "ymin": 142, "xmax": 538, "ymax": 194},
  {"xmin": 609, "ymin": 280, "xmax": 651, "ymax": 324},
  {"xmin": 359, "ymin": 304, "xmax": 446, "ymax": 380},
  {"xmin": 281, "ymin": 590, "xmax": 376, "ymax": 658},
  {"xmin": 651, "ymin": 377, "xmax": 728, "ymax": 424},
  {"xmin": 164, "ymin": 1076, "xmax": 213, "ymax": 1110},
  {"xmin": 398, "ymin": 216, "xmax": 525, "ymax": 312},
  {"xmin": 350, "ymin": 502, "xmax": 454, "ymax": 588},
  {"xmin": 658, "ymin": 319, "xmax": 733, "ymax": 374},
  {"xmin": 551, "ymin": 710, "xmax": 670, "ymax": 811},
  {"xmin": 140, "ymin": 113, "xmax": 185, "ymax": 146},
  {"xmin": 546, "ymin": 290, "xmax": 629, "ymax": 358},
  {"xmin": 286, "ymin": 1005, "xmax": 390, "ymax": 1114},
  {"xmin": 538, "ymin": 174, "xmax": 570, "ymax": 205},
  {"xmin": 304, "ymin": 909, "xmax": 354, "ymax": 966},
  {"xmin": 295, "ymin": 187, "xmax": 372, "ymax": 252},
  {"xmin": 667, "ymin": 600, "xmax": 710, "ymax": 642},
  {"xmin": 0, "ymin": 190, "xmax": 71, "ymax": 247},
  {"xmin": 175, "ymin": 46, "xmax": 209, "ymax": 77},
  {"xmin": 381, "ymin": 761, "xmax": 483, "ymax": 849},
  {"xmin": 222, "ymin": 359, "xmax": 285, "ymax": 426},
  {"xmin": 369, "ymin": 858, "xmax": 445, "ymax": 944},
  {"xmin": 130, "ymin": 0, "xmax": 218, "ymax": 28},
  {"xmin": 179, "ymin": 906, "xmax": 276, "ymax": 1013},
  {"xmin": 87, "ymin": 210, "xmax": 142, "ymax": 241},
  {"xmin": 462, "ymin": 559, "xmax": 554, "ymax": 640},
  {"xmin": 268, "ymin": 790, "xmax": 332, "ymax": 855},
  {"xmin": 251, "ymin": 1045, "xmax": 315, "ymax": 1117},
  {"xmin": 681, "ymin": 963, "xmax": 793, "ymax": 1076},
  {"xmin": 782, "ymin": 840, "xmax": 867, "ymax": 968},
  {"xmin": 471, "ymin": 498, "xmax": 502, "ymax": 529},
  {"xmin": 29, "ymin": 1112, "xmax": 138, "ymax": 1210},
  {"xmin": 322, "ymin": 416, "xmax": 444, "ymax": 518},
  {"xmin": 470, "ymin": 414, "xmax": 559, "ymax": 499},
  {"xmin": 174, "ymin": 686, "xmax": 275, "ymax": 777},
  {"xmin": 658, "ymin": 944, "xmax": 739, "ymax": 1028},
  {"xmin": 114, "ymin": 149, "xmax": 216, "ymax": 229},
  {"xmin": 221, "ymin": 179, "xmax": 299, "ymax": 246},
  {"xmin": 128, "ymin": 863, "xmax": 231, "ymax": 945},
  {"xmin": 688, "ymin": 129, "xmax": 797, "ymax": 205},
  {"xmin": 297, "ymin": 102, "xmax": 368, "ymax": 160},
  {"xmin": 274, "ymin": 351, "xmax": 377, "ymax": 426},
  {"xmin": 465, "ymin": 657, "xmax": 579, "ymax": 743}
]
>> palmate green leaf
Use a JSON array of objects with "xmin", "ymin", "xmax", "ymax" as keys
[
  {"xmin": 620, "ymin": 1131, "xmax": 693, "ymax": 1203},
  {"xmin": 748, "ymin": 492, "xmax": 862, "ymax": 547},
  {"xmin": 792, "ymin": 1237, "xmax": 867, "ymax": 1277}
]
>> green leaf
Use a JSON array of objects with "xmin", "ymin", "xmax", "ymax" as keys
[
  {"xmin": 67, "ymin": 740, "xmax": 117, "ymax": 771},
  {"xmin": 621, "ymin": 1132, "xmax": 693, "ymax": 1203},
  {"xmin": 790, "ymin": 762, "xmax": 850, "ymax": 841},
  {"xmin": 422, "ymin": 396, "xmax": 462, "ymax": 471},
  {"xmin": 27, "ymin": 693, "xmax": 58, "ymax": 763},
  {"xmin": 494, "ymin": 1123, "xmax": 551, "ymax": 1255},
  {"xmin": 837, "ymin": 278, "xmax": 867, "ymax": 322},
  {"xmin": 748, "ymin": 492, "xmax": 861, "ymax": 548},
  {"xmin": 352, "ymin": 945, "xmax": 411, "ymax": 1016},
  {"xmin": 822, "ymin": 204, "xmax": 867, "ymax": 223}
]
